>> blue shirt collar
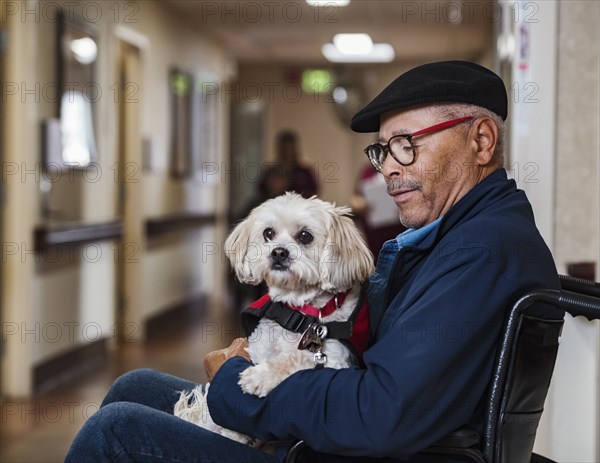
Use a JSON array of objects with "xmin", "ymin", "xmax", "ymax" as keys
[
  {"xmin": 394, "ymin": 217, "xmax": 443, "ymax": 249},
  {"xmin": 367, "ymin": 216, "xmax": 444, "ymax": 340}
]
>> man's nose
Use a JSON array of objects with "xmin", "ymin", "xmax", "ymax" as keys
[{"xmin": 382, "ymin": 151, "xmax": 403, "ymax": 179}]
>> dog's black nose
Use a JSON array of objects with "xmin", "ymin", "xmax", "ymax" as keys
[{"xmin": 271, "ymin": 247, "xmax": 289, "ymax": 261}]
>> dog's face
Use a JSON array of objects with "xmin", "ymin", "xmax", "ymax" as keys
[{"xmin": 225, "ymin": 193, "xmax": 374, "ymax": 295}]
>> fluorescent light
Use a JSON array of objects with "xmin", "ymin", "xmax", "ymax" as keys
[
  {"xmin": 322, "ymin": 43, "xmax": 395, "ymax": 63},
  {"xmin": 306, "ymin": 0, "xmax": 350, "ymax": 6},
  {"xmin": 333, "ymin": 33, "xmax": 373, "ymax": 55}
]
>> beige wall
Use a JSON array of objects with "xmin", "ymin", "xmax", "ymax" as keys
[
  {"xmin": 1, "ymin": 0, "xmax": 230, "ymax": 396},
  {"xmin": 535, "ymin": 1, "xmax": 599, "ymax": 460},
  {"xmin": 124, "ymin": 1, "xmax": 231, "ymax": 320},
  {"xmin": 554, "ymin": 1, "xmax": 599, "ymax": 271},
  {"xmin": 1, "ymin": 1, "xmax": 39, "ymax": 397}
]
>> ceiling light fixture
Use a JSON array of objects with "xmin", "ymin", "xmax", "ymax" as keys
[
  {"xmin": 322, "ymin": 43, "xmax": 395, "ymax": 63},
  {"xmin": 306, "ymin": 0, "xmax": 351, "ymax": 6},
  {"xmin": 333, "ymin": 33, "xmax": 373, "ymax": 55}
]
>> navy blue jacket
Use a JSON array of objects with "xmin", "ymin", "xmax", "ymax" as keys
[{"xmin": 207, "ymin": 169, "xmax": 560, "ymax": 460}]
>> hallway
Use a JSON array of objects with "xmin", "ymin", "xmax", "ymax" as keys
[{"xmin": 1, "ymin": 304, "xmax": 238, "ymax": 463}]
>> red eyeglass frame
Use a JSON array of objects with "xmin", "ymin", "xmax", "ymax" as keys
[{"xmin": 364, "ymin": 116, "xmax": 474, "ymax": 170}]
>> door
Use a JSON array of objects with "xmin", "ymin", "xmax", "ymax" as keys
[{"xmin": 114, "ymin": 40, "xmax": 144, "ymax": 341}]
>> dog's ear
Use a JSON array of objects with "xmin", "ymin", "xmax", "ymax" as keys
[
  {"xmin": 320, "ymin": 206, "xmax": 374, "ymax": 291},
  {"xmin": 224, "ymin": 214, "xmax": 261, "ymax": 285}
]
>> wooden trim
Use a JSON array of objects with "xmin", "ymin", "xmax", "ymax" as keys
[
  {"xmin": 145, "ymin": 295, "xmax": 209, "ymax": 340},
  {"xmin": 567, "ymin": 261, "xmax": 597, "ymax": 281},
  {"xmin": 33, "ymin": 339, "xmax": 108, "ymax": 395},
  {"xmin": 145, "ymin": 213, "xmax": 217, "ymax": 239},
  {"xmin": 31, "ymin": 297, "xmax": 210, "ymax": 394},
  {"xmin": 34, "ymin": 220, "xmax": 123, "ymax": 252}
]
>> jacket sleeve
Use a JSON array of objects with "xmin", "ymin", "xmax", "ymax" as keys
[{"xmin": 207, "ymin": 239, "xmax": 540, "ymax": 459}]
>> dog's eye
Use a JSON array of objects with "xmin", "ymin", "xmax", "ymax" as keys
[
  {"xmin": 297, "ymin": 230, "xmax": 314, "ymax": 245},
  {"xmin": 263, "ymin": 228, "xmax": 275, "ymax": 241}
]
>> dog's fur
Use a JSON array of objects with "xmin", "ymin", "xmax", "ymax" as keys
[{"xmin": 174, "ymin": 192, "xmax": 374, "ymax": 444}]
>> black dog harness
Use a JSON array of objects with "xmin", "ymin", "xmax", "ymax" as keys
[{"xmin": 240, "ymin": 284, "xmax": 370, "ymax": 357}]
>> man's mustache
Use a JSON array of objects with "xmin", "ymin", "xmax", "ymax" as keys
[{"xmin": 386, "ymin": 179, "xmax": 422, "ymax": 193}]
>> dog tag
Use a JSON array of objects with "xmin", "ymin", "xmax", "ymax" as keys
[
  {"xmin": 298, "ymin": 323, "xmax": 327, "ymax": 353},
  {"xmin": 298, "ymin": 324, "xmax": 322, "ymax": 353},
  {"xmin": 313, "ymin": 350, "xmax": 327, "ymax": 368}
]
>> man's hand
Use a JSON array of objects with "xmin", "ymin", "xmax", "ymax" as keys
[{"xmin": 204, "ymin": 338, "xmax": 251, "ymax": 381}]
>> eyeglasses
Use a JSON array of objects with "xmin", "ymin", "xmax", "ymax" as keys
[{"xmin": 364, "ymin": 116, "xmax": 474, "ymax": 172}]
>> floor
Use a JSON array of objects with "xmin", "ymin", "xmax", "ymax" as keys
[{"xmin": 0, "ymin": 305, "xmax": 241, "ymax": 463}]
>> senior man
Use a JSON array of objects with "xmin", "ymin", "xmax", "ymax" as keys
[{"xmin": 66, "ymin": 61, "xmax": 559, "ymax": 462}]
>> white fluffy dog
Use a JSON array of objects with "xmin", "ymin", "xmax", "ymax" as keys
[{"xmin": 174, "ymin": 192, "xmax": 374, "ymax": 444}]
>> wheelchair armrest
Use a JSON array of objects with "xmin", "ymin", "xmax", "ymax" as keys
[
  {"xmin": 427, "ymin": 427, "xmax": 481, "ymax": 449},
  {"xmin": 286, "ymin": 440, "xmax": 309, "ymax": 463},
  {"xmin": 417, "ymin": 428, "xmax": 486, "ymax": 463}
]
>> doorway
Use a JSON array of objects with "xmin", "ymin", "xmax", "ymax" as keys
[{"xmin": 114, "ymin": 39, "xmax": 144, "ymax": 341}]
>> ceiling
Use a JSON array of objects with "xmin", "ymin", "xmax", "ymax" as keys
[{"xmin": 166, "ymin": 0, "xmax": 494, "ymax": 66}]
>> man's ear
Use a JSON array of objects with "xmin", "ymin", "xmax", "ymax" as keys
[{"xmin": 469, "ymin": 117, "xmax": 498, "ymax": 166}]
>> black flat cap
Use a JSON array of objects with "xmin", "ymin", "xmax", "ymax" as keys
[{"xmin": 350, "ymin": 60, "xmax": 508, "ymax": 133}]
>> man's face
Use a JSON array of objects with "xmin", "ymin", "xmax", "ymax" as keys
[{"xmin": 379, "ymin": 106, "xmax": 479, "ymax": 229}]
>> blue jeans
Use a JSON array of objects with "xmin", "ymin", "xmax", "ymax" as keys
[{"xmin": 65, "ymin": 368, "xmax": 279, "ymax": 463}]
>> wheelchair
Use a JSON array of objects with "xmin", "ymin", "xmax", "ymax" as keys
[{"xmin": 286, "ymin": 275, "xmax": 600, "ymax": 463}]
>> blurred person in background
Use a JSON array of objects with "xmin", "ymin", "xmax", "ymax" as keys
[
  {"xmin": 351, "ymin": 162, "xmax": 406, "ymax": 261},
  {"xmin": 275, "ymin": 129, "xmax": 319, "ymax": 198}
]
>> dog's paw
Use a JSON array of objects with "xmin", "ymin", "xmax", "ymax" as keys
[
  {"xmin": 238, "ymin": 365, "xmax": 266, "ymax": 396},
  {"xmin": 220, "ymin": 428, "xmax": 254, "ymax": 445},
  {"xmin": 239, "ymin": 364, "xmax": 282, "ymax": 398}
]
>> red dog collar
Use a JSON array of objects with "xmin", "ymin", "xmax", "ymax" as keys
[{"xmin": 248, "ymin": 292, "xmax": 348, "ymax": 319}]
